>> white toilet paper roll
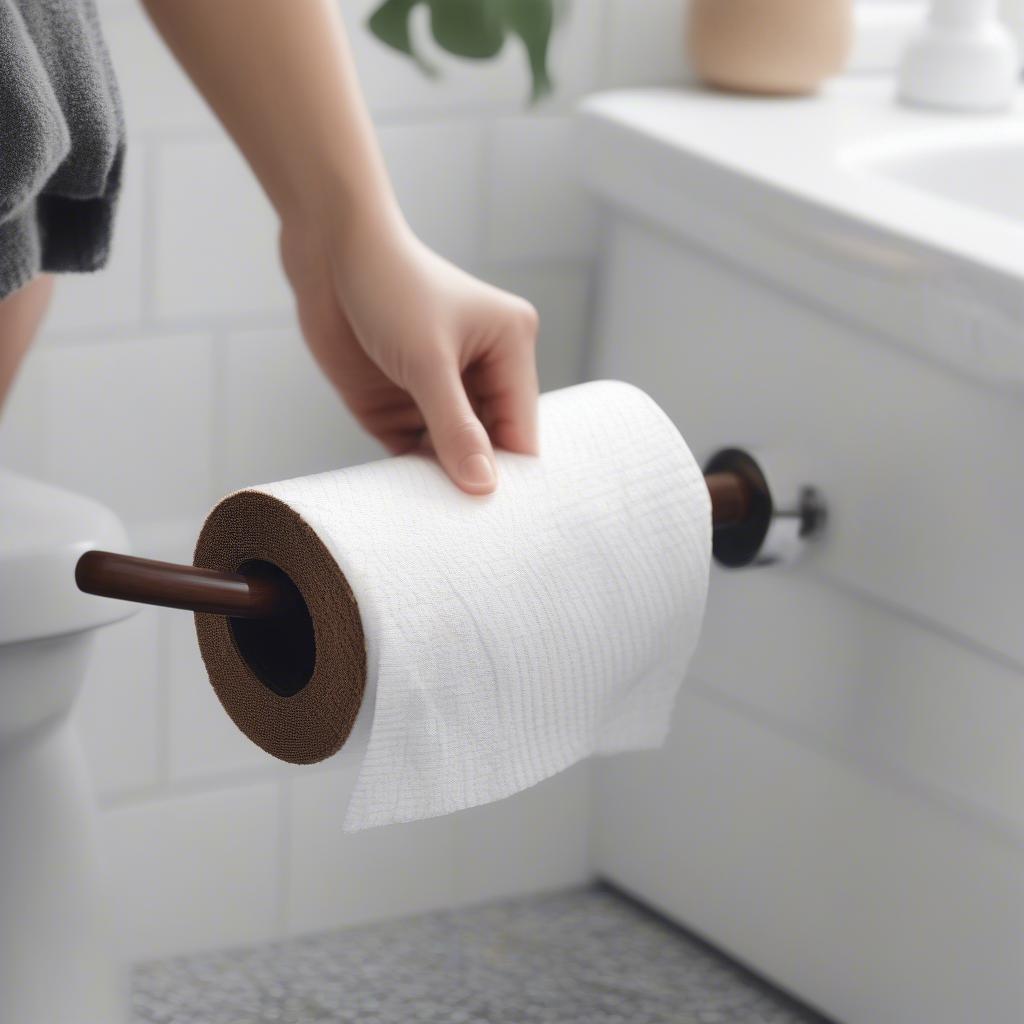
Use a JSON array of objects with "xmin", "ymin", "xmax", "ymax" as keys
[{"xmin": 195, "ymin": 380, "xmax": 711, "ymax": 831}]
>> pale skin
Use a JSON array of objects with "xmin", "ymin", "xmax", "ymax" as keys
[
  {"xmin": 0, "ymin": 0, "xmax": 539, "ymax": 494},
  {"xmin": 0, "ymin": 274, "xmax": 53, "ymax": 409}
]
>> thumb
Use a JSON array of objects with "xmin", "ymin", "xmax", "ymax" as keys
[{"xmin": 408, "ymin": 355, "xmax": 497, "ymax": 494}]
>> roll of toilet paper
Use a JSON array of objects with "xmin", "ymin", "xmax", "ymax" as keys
[{"xmin": 193, "ymin": 380, "xmax": 711, "ymax": 831}]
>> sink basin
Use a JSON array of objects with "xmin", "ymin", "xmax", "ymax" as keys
[{"xmin": 849, "ymin": 136, "xmax": 1024, "ymax": 225}]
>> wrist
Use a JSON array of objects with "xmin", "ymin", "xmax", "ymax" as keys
[
  {"xmin": 279, "ymin": 154, "xmax": 404, "ymax": 234},
  {"xmin": 283, "ymin": 185, "xmax": 409, "ymax": 263},
  {"xmin": 278, "ymin": 177, "xmax": 418, "ymax": 301}
]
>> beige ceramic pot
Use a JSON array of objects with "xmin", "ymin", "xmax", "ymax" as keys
[{"xmin": 687, "ymin": 0, "xmax": 853, "ymax": 96}]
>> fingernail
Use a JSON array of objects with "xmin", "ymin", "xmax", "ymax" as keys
[{"xmin": 459, "ymin": 452, "xmax": 496, "ymax": 490}]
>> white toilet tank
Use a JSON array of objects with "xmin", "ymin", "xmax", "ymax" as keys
[
  {"xmin": 579, "ymin": 94, "xmax": 1024, "ymax": 1024},
  {"xmin": 1, "ymin": 471, "xmax": 132, "ymax": 648},
  {"xmin": 1, "ymin": 472, "xmax": 134, "ymax": 740},
  {"xmin": 0, "ymin": 472, "xmax": 133, "ymax": 1024}
]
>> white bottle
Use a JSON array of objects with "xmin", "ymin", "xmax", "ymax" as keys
[
  {"xmin": 898, "ymin": 0, "xmax": 1019, "ymax": 111},
  {"xmin": 1000, "ymin": 0, "xmax": 1024, "ymax": 63}
]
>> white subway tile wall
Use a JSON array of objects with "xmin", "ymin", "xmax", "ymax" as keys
[
  {"xmin": 379, "ymin": 120, "xmax": 488, "ymax": 262},
  {"xmin": 452, "ymin": 764, "xmax": 593, "ymax": 906},
  {"xmin": 286, "ymin": 764, "xmax": 461, "ymax": 936},
  {"xmin": 102, "ymin": 7, "xmax": 218, "ymax": 137},
  {"xmin": 0, "ymin": 0, "xmax": 686, "ymax": 959},
  {"xmin": 0, "ymin": 343, "xmax": 50, "ymax": 474},
  {"xmin": 164, "ymin": 610, "xmax": 272, "ymax": 783},
  {"xmin": 221, "ymin": 327, "xmax": 386, "ymax": 493},
  {"xmin": 604, "ymin": 0, "xmax": 694, "ymax": 88},
  {"xmin": 102, "ymin": 783, "xmax": 282, "ymax": 960},
  {"xmin": 77, "ymin": 609, "xmax": 162, "ymax": 798},
  {"xmin": 41, "ymin": 334, "xmax": 218, "ymax": 522},
  {"xmin": 155, "ymin": 140, "xmax": 290, "ymax": 320},
  {"xmin": 485, "ymin": 116, "xmax": 599, "ymax": 263}
]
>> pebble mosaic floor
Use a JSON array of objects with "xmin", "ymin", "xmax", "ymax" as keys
[{"xmin": 132, "ymin": 885, "xmax": 829, "ymax": 1024}]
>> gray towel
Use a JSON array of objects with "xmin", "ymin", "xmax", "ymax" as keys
[{"xmin": 0, "ymin": 0, "xmax": 125, "ymax": 300}]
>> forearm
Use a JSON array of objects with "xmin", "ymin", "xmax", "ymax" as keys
[
  {"xmin": 142, "ymin": 0, "xmax": 539, "ymax": 494},
  {"xmin": 140, "ymin": 0, "xmax": 400, "ymax": 231}
]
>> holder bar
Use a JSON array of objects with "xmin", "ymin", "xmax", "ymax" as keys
[
  {"xmin": 75, "ymin": 471, "xmax": 754, "ymax": 619},
  {"xmin": 704, "ymin": 471, "xmax": 752, "ymax": 529},
  {"xmin": 75, "ymin": 551, "xmax": 294, "ymax": 619}
]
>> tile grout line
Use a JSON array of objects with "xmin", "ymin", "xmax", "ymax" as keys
[
  {"xmin": 36, "ymin": 260, "xmax": 597, "ymax": 349},
  {"xmin": 125, "ymin": 100, "xmax": 585, "ymax": 149},
  {"xmin": 477, "ymin": 114, "xmax": 496, "ymax": 266},
  {"xmin": 274, "ymin": 777, "xmax": 293, "ymax": 940},
  {"xmin": 154, "ymin": 610, "xmax": 172, "ymax": 787},
  {"xmin": 97, "ymin": 761, "xmax": 317, "ymax": 811},
  {"xmin": 596, "ymin": 0, "xmax": 617, "ymax": 89},
  {"xmin": 208, "ymin": 326, "xmax": 230, "ymax": 504},
  {"xmin": 41, "ymin": 310, "xmax": 298, "ymax": 348},
  {"xmin": 139, "ymin": 139, "xmax": 160, "ymax": 323}
]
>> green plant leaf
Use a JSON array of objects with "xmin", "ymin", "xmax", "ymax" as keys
[
  {"xmin": 367, "ymin": 0, "xmax": 558, "ymax": 102},
  {"xmin": 367, "ymin": 0, "xmax": 437, "ymax": 76},
  {"xmin": 501, "ymin": 0, "xmax": 554, "ymax": 102},
  {"xmin": 429, "ymin": 0, "xmax": 506, "ymax": 59}
]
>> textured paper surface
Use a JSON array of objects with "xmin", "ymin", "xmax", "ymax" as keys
[{"xmin": 204, "ymin": 381, "xmax": 712, "ymax": 830}]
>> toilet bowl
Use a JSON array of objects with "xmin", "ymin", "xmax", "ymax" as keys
[{"xmin": 0, "ymin": 471, "xmax": 134, "ymax": 1024}]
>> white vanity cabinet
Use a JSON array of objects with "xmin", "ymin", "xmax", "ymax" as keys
[{"xmin": 581, "ymin": 87, "xmax": 1024, "ymax": 1024}]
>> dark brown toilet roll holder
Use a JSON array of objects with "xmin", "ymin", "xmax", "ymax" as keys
[{"xmin": 75, "ymin": 449, "xmax": 826, "ymax": 619}]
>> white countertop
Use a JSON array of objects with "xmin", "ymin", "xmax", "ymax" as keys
[
  {"xmin": 579, "ymin": 78, "xmax": 1024, "ymax": 387},
  {"xmin": 583, "ymin": 78, "xmax": 1024, "ymax": 279}
]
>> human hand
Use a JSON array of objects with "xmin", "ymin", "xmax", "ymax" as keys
[{"xmin": 280, "ymin": 213, "xmax": 539, "ymax": 495}]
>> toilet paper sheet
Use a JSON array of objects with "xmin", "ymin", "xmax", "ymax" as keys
[{"xmin": 194, "ymin": 380, "xmax": 711, "ymax": 831}]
